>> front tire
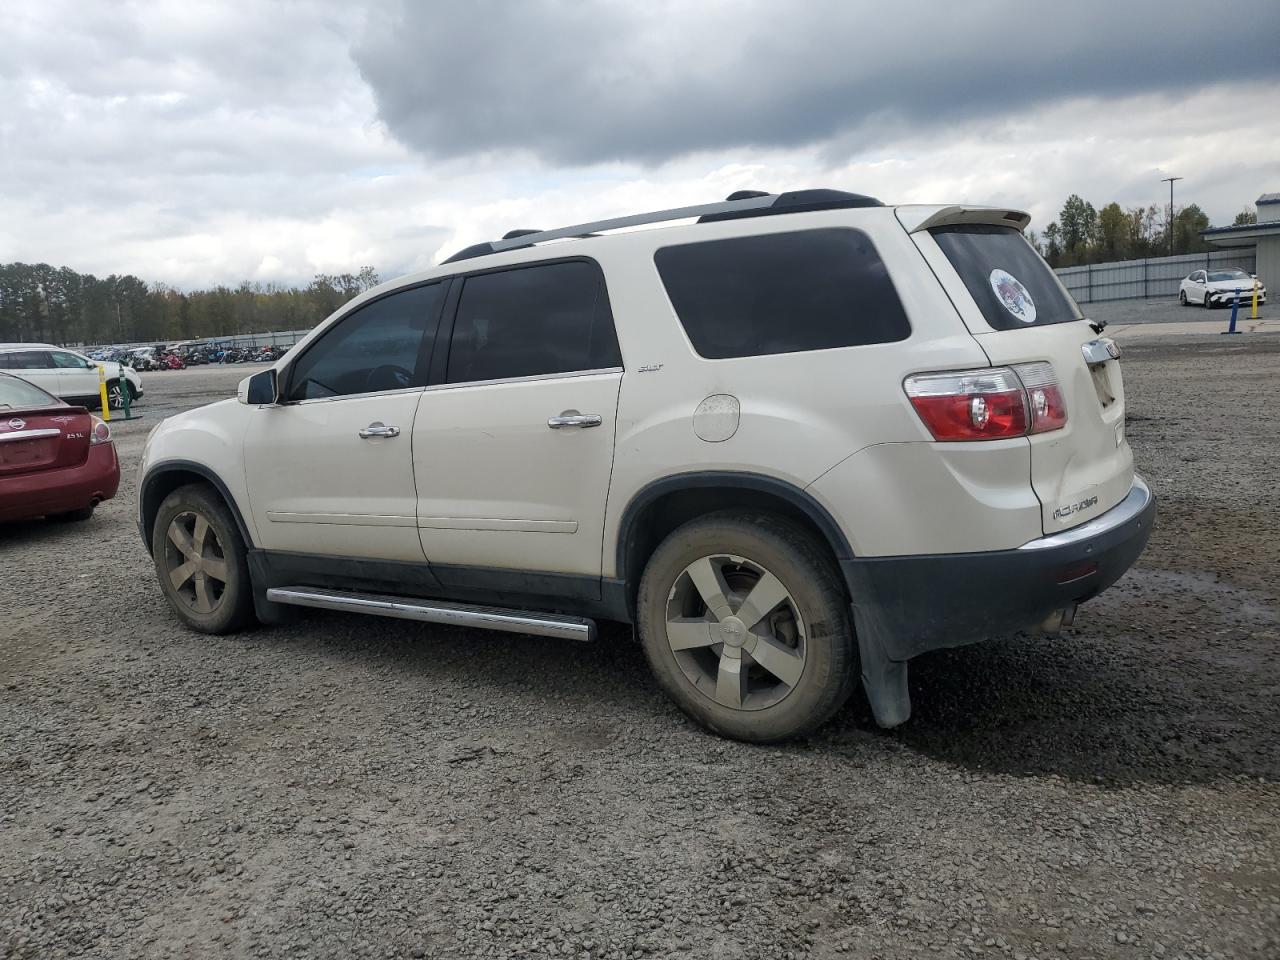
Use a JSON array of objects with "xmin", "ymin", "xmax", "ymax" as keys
[
  {"xmin": 1179, "ymin": 290, "xmax": 1187, "ymax": 306},
  {"xmin": 152, "ymin": 484, "xmax": 254, "ymax": 634},
  {"xmin": 1203, "ymin": 290, "xmax": 1213, "ymax": 309},
  {"xmin": 104, "ymin": 381, "xmax": 134, "ymax": 410},
  {"xmin": 637, "ymin": 512, "xmax": 855, "ymax": 743}
]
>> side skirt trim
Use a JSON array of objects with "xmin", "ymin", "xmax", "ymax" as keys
[{"xmin": 266, "ymin": 586, "xmax": 595, "ymax": 641}]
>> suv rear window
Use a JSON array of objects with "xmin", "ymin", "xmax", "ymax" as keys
[
  {"xmin": 931, "ymin": 225, "xmax": 1082, "ymax": 331},
  {"xmin": 654, "ymin": 228, "xmax": 910, "ymax": 359}
]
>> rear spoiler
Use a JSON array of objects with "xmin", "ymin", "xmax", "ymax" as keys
[{"xmin": 895, "ymin": 204, "xmax": 1032, "ymax": 234}]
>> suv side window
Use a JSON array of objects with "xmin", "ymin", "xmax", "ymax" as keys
[
  {"xmin": 1, "ymin": 350, "xmax": 50, "ymax": 370},
  {"xmin": 654, "ymin": 228, "xmax": 911, "ymax": 359},
  {"xmin": 286, "ymin": 282, "xmax": 446, "ymax": 402},
  {"xmin": 51, "ymin": 351, "xmax": 88, "ymax": 369},
  {"xmin": 446, "ymin": 260, "xmax": 621, "ymax": 384}
]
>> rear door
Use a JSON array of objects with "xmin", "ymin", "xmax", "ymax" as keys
[
  {"xmin": 0, "ymin": 350, "xmax": 61, "ymax": 396},
  {"xmin": 413, "ymin": 258, "xmax": 623, "ymax": 580},
  {"xmin": 909, "ymin": 220, "xmax": 1132, "ymax": 535}
]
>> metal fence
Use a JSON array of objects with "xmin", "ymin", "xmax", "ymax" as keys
[{"xmin": 1055, "ymin": 250, "xmax": 1257, "ymax": 304}]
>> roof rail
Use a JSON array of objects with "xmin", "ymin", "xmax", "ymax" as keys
[{"xmin": 440, "ymin": 188, "xmax": 884, "ymax": 264}]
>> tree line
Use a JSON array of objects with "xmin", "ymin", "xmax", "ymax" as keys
[
  {"xmin": 0, "ymin": 264, "xmax": 380, "ymax": 347},
  {"xmin": 1030, "ymin": 195, "xmax": 1257, "ymax": 268}
]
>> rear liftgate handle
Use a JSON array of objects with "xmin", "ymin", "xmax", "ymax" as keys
[{"xmin": 547, "ymin": 410, "xmax": 603, "ymax": 429}]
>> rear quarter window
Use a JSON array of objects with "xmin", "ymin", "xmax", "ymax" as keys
[
  {"xmin": 931, "ymin": 224, "xmax": 1081, "ymax": 331},
  {"xmin": 654, "ymin": 228, "xmax": 911, "ymax": 359}
]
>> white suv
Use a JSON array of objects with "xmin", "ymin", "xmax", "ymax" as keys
[
  {"xmin": 138, "ymin": 189, "xmax": 1154, "ymax": 742},
  {"xmin": 0, "ymin": 343, "xmax": 143, "ymax": 409}
]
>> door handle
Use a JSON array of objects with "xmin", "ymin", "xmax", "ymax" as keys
[
  {"xmin": 547, "ymin": 411, "xmax": 603, "ymax": 429},
  {"xmin": 358, "ymin": 422, "xmax": 400, "ymax": 439}
]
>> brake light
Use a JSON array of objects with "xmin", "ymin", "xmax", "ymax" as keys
[
  {"xmin": 904, "ymin": 363, "xmax": 1067, "ymax": 441},
  {"xmin": 89, "ymin": 416, "xmax": 112, "ymax": 445},
  {"xmin": 1013, "ymin": 362, "xmax": 1068, "ymax": 434}
]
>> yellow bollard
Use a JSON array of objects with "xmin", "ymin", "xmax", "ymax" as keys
[
  {"xmin": 97, "ymin": 364, "xmax": 110, "ymax": 422},
  {"xmin": 1252, "ymin": 278, "xmax": 1261, "ymax": 320}
]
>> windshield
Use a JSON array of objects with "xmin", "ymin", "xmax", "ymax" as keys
[
  {"xmin": 1208, "ymin": 270, "xmax": 1249, "ymax": 282},
  {"xmin": 0, "ymin": 374, "xmax": 59, "ymax": 409},
  {"xmin": 931, "ymin": 224, "xmax": 1082, "ymax": 330}
]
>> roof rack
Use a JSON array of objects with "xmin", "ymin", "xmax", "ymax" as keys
[{"xmin": 440, "ymin": 188, "xmax": 884, "ymax": 264}]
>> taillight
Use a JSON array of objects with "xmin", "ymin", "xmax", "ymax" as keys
[
  {"xmin": 90, "ymin": 416, "xmax": 112, "ymax": 445},
  {"xmin": 1013, "ymin": 362, "xmax": 1068, "ymax": 434},
  {"xmin": 904, "ymin": 364, "xmax": 1067, "ymax": 441}
]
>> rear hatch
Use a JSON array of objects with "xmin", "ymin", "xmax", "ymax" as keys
[
  {"xmin": 901, "ymin": 208, "xmax": 1133, "ymax": 535},
  {"xmin": 0, "ymin": 405, "xmax": 93, "ymax": 478}
]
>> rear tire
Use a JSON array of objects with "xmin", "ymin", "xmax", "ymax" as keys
[
  {"xmin": 637, "ymin": 512, "xmax": 855, "ymax": 743},
  {"xmin": 152, "ymin": 484, "xmax": 254, "ymax": 635},
  {"xmin": 1179, "ymin": 290, "xmax": 1187, "ymax": 306}
]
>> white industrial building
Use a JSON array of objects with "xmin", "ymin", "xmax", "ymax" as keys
[{"xmin": 1202, "ymin": 193, "xmax": 1280, "ymax": 286}]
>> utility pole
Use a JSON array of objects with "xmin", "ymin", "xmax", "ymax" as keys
[{"xmin": 1162, "ymin": 176, "xmax": 1183, "ymax": 257}]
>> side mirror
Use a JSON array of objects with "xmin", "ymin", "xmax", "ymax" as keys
[{"xmin": 239, "ymin": 368, "xmax": 278, "ymax": 405}]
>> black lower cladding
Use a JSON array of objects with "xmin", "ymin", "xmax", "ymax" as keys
[{"xmin": 841, "ymin": 484, "xmax": 1157, "ymax": 664}]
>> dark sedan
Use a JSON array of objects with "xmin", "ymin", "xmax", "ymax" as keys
[{"xmin": 0, "ymin": 373, "xmax": 120, "ymax": 523}]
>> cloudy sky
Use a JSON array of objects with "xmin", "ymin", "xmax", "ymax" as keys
[{"xmin": 3, "ymin": 0, "xmax": 1279, "ymax": 289}]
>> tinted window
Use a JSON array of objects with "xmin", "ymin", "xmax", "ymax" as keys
[
  {"xmin": 654, "ymin": 228, "xmax": 910, "ymax": 359},
  {"xmin": 0, "ymin": 350, "xmax": 50, "ymax": 370},
  {"xmin": 287, "ymin": 283, "xmax": 444, "ymax": 402},
  {"xmin": 446, "ymin": 260, "xmax": 620, "ymax": 383},
  {"xmin": 932, "ymin": 225, "xmax": 1082, "ymax": 330}
]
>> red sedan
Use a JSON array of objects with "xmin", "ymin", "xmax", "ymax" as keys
[{"xmin": 0, "ymin": 372, "xmax": 120, "ymax": 523}]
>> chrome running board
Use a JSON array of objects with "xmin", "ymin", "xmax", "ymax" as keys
[{"xmin": 266, "ymin": 586, "xmax": 595, "ymax": 642}]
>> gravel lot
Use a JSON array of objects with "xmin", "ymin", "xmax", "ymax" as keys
[{"xmin": 3, "ymin": 341, "xmax": 1278, "ymax": 960}]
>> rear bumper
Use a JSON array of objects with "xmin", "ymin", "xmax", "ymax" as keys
[
  {"xmin": 0, "ymin": 442, "xmax": 120, "ymax": 522},
  {"xmin": 841, "ymin": 475, "xmax": 1155, "ymax": 726},
  {"xmin": 842, "ymin": 475, "xmax": 1155, "ymax": 661}
]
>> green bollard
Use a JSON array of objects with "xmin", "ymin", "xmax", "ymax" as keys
[{"xmin": 116, "ymin": 367, "xmax": 141, "ymax": 420}]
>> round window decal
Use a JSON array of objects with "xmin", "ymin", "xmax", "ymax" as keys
[{"xmin": 989, "ymin": 269, "xmax": 1037, "ymax": 324}]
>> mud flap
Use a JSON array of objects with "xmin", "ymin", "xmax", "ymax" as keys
[{"xmin": 850, "ymin": 602, "xmax": 911, "ymax": 728}]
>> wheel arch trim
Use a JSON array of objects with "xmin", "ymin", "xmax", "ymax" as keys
[
  {"xmin": 613, "ymin": 471, "xmax": 854, "ymax": 585},
  {"xmin": 139, "ymin": 459, "xmax": 255, "ymax": 555}
]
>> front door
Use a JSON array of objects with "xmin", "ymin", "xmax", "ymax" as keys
[
  {"xmin": 413, "ymin": 259, "xmax": 623, "ymax": 580},
  {"xmin": 50, "ymin": 350, "xmax": 101, "ymax": 401},
  {"xmin": 242, "ymin": 281, "xmax": 447, "ymax": 562}
]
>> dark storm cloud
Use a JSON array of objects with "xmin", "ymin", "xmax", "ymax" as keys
[{"xmin": 353, "ymin": 0, "xmax": 1280, "ymax": 165}]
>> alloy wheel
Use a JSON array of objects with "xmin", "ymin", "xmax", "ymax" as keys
[
  {"xmin": 664, "ymin": 554, "xmax": 806, "ymax": 711},
  {"xmin": 163, "ymin": 511, "xmax": 228, "ymax": 614}
]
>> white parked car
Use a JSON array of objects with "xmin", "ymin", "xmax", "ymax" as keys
[
  {"xmin": 1179, "ymin": 268, "xmax": 1266, "ymax": 308},
  {"xmin": 138, "ymin": 189, "xmax": 1154, "ymax": 742},
  {"xmin": 0, "ymin": 343, "xmax": 143, "ymax": 409}
]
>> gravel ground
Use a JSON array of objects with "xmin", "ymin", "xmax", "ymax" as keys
[{"xmin": 2, "ymin": 345, "xmax": 1278, "ymax": 960}]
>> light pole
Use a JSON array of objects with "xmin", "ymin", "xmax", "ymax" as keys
[{"xmin": 1161, "ymin": 176, "xmax": 1182, "ymax": 257}]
